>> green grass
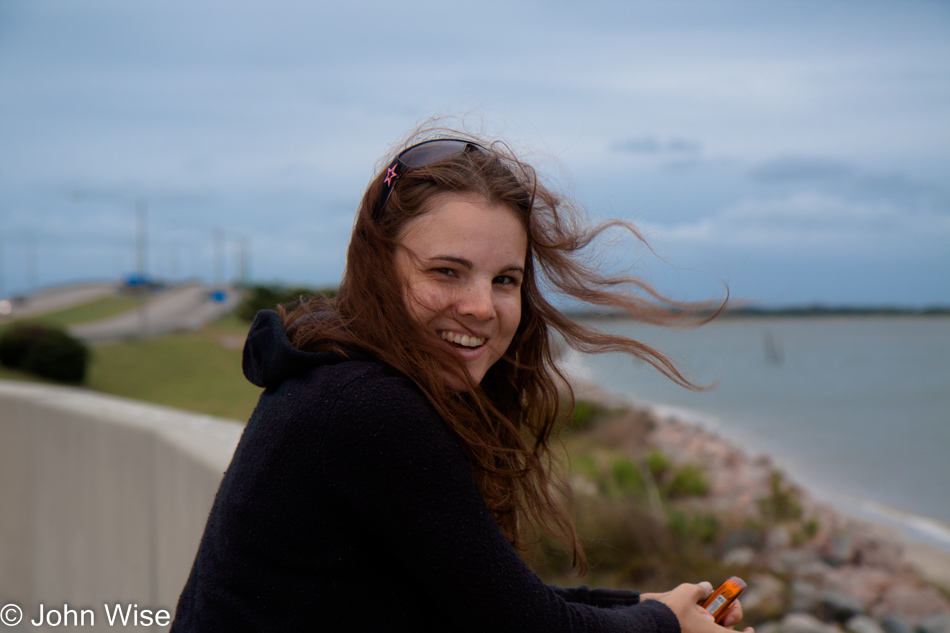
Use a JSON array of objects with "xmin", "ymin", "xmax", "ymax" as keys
[
  {"xmin": 1, "ymin": 314, "xmax": 261, "ymax": 421},
  {"xmin": 84, "ymin": 319, "xmax": 261, "ymax": 421},
  {"xmin": 206, "ymin": 312, "xmax": 256, "ymax": 335}
]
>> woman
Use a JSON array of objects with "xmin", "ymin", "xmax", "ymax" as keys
[{"xmin": 171, "ymin": 129, "xmax": 746, "ymax": 632}]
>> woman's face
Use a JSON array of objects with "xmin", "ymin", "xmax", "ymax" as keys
[{"xmin": 394, "ymin": 192, "xmax": 528, "ymax": 386}]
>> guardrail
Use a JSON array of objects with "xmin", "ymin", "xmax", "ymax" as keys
[{"xmin": 0, "ymin": 380, "xmax": 241, "ymax": 632}]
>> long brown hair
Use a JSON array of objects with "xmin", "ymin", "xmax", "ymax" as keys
[{"xmin": 283, "ymin": 125, "xmax": 722, "ymax": 569}]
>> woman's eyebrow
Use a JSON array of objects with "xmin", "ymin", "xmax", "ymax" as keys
[{"xmin": 429, "ymin": 255, "xmax": 473, "ymax": 268}]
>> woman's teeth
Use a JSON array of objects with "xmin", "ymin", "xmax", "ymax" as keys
[{"xmin": 440, "ymin": 331, "xmax": 485, "ymax": 348}]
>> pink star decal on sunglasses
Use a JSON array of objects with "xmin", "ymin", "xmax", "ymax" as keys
[{"xmin": 384, "ymin": 165, "xmax": 398, "ymax": 186}]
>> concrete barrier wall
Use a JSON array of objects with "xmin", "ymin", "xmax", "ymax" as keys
[{"xmin": 0, "ymin": 380, "xmax": 243, "ymax": 632}]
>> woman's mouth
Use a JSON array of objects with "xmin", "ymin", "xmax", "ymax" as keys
[{"xmin": 439, "ymin": 330, "xmax": 486, "ymax": 349}]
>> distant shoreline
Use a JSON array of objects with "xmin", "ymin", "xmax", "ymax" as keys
[{"xmin": 569, "ymin": 306, "xmax": 950, "ymax": 320}]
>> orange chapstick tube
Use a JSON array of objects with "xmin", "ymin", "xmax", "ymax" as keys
[{"xmin": 701, "ymin": 576, "xmax": 747, "ymax": 624}]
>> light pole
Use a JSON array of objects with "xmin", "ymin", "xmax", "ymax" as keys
[
  {"xmin": 0, "ymin": 237, "xmax": 5, "ymax": 299},
  {"xmin": 237, "ymin": 236, "xmax": 250, "ymax": 287},
  {"xmin": 70, "ymin": 191, "xmax": 150, "ymax": 337},
  {"xmin": 134, "ymin": 200, "xmax": 149, "ymax": 336},
  {"xmin": 26, "ymin": 235, "xmax": 38, "ymax": 293},
  {"xmin": 136, "ymin": 200, "xmax": 148, "ymax": 286},
  {"xmin": 213, "ymin": 227, "xmax": 224, "ymax": 289}
]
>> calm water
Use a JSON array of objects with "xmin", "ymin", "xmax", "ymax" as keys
[{"xmin": 567, "ymin": 316, "xmax": 950, "ymax": 548}]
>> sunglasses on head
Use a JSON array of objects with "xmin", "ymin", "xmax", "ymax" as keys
[{"xmin": 371, "ymin": 139, "xmax": 488, "ymax": 221}]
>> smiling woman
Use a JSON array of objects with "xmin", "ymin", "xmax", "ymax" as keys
[
  {"xmin": 395, "ymin": 192, "xmax": 527, "ymax": 387},
  {"xmin": 169, "ymin": 124, "xmax": 736, "ymax": 633}
]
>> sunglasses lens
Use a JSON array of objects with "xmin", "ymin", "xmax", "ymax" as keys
[
  {"xmin": 373, "ymin": 139, "xmax": 489, "ymax": 221},
  {"xmin": 398, "ymin": 140, "xmax": 479, "ymax": 168}
]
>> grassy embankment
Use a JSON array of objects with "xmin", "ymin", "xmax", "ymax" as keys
[{"xmin": 0, "ymin": 300, "xmax": 262, "ymax": 421}]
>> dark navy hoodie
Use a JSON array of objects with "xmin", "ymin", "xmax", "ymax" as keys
[{"xmin": 170, "ymin": 310, "xmax": 682, "ymax": 633}]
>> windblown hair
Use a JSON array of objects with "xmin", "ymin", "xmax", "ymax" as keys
[{"xmin": 282, "ymin": 125, "xmax": 722, "ymax": 570}]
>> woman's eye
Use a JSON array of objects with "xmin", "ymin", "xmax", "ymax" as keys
[
  {"xmin": 494, "ymin": 275, "xmax": 519, "ymax": 286},
  {"xmin": 434, "ymin": 268, "xmax": 456, "ymax": 277}
]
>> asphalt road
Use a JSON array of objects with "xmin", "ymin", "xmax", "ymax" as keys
[
  {"xmin": 2, "ymin": 282, "xmax": 118, "ymax": 319},
  {"xmin": 69, "ymin": 283, "xmax": 242, "ymax": 343},
  {"xmin": 1, "ymin": 281, "xmax": 242, "ymax": 343}
]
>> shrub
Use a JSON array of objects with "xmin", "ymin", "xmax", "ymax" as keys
[
  {"xmin": 0, "ymin": 323, "xmax": 89, "ymax": 384},
  {"xmin": 23, "ymin": 330, "xmax": 89, "ymax": 383},
  {"xmin": 665, "ymin": 464, "xmax": 710, "ymax": 498},
  {"xmin": 0, "ymin": 323, "xmax": 49, "ymax": 368},
  {"xmin": 574, "ymin": 494, "xmax": 674, "ymax": 581},
  {"xmin": 758, "ymin": 471, "xmax": 802, "ymax": 521},
  {"xmin": 646, "ymin": 448, "xmax": 671, "ymax": 479},
  {"xmin": 562, "ymin": 399, "xmax": 620, "ymax": 432},
  {"xmin": 569, "ymin": 454, "xmax": 598, "ymax": 479},
  {"xmin": 236, "ymin": 285, "xmax": 338, "ymax": 322},
  {"xmin": 568, "ymin": 399, "xmax": 596, "ymax": 431},
  {"xmin": 611, "ymin": 457, "xmax": 644, "ymax": 497},
  {"xmin": 668, "ymin": 510, "xmax": 720, "ymax": 547}
]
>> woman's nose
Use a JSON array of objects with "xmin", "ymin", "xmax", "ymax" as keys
[{"xmin": 457, "ymin": 280, "xmax": 495, "ymax": 320}]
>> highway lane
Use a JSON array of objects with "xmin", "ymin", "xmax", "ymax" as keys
[{"xmin": 68, "ymin": 283, "xmax": 242, "ymax": 343}]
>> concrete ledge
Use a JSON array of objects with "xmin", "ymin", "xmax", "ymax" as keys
[{"xmin": 0, "ymin": 380, "xmax": 243, "ymax": 632}]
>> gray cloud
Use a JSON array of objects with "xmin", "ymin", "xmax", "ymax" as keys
[
  {"xmin": 613, "ymin": 136, "xmax": 702, "ymax": 155},
  {"xmin": 646, "ymin": 193, "xmax": 950, "ymax": 255},
  {"xmin": 747, "ymin": 156, "xmax": 946, "ymax": 206},
  {"xmin": 748, "ymin": 156, "xmax": 852, "ymax": 184},
  {"xmin": 855, "ymin": 172, "xmax": 939, "ymax": 201}
]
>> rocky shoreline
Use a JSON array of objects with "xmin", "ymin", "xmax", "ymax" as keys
[{"xmin": 570, "ymin": 379, "xmax": 950, "ymax": 633}]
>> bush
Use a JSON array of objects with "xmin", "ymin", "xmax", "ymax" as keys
[
  {"xmin": 569, "ymin": 399, "xmax": 596, "ymax": 430},
  {"xmin": 611, "ymin": 457, "xmax": 644, "ymax": 497},
  {"xmin": 0, "ymin": 323, "xmax": 89, "ymax": 384},
  {"xmin": 561, "ymin": 399, "xmax": 626, "ymax": 432},
  {"xmin": 569, "ymin": 454, "xmax": 598, "ymax": 479},
  {"xmin": 236, "ymin": 285, "xmax": 338, "ymax": 322},
  {"xmin": 758, "ymin": 471, "xmax": 803, "ymax": 521},
  {"xmin": 0, "ymin": 323, "xmax": 49, "ymax": 368},
  {"xmin": 665, "ymin": 464, "xmax": 710, "ymax": 498},
  {"xmin": 668, "ymin": 510, "xmax": 720, "ymax": 546},
  {"xmin": 646, "ymin": 449, "xmax": 672, "ymax": 479}
]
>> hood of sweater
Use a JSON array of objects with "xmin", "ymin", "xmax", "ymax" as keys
[{"xmin": 242, "ymin": 309, "xmax": 354, "ymax": 390}]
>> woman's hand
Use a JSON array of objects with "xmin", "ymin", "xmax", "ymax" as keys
[{"xmin": 640, "ymin": 582, "xmax": 753, "ymax": 633}]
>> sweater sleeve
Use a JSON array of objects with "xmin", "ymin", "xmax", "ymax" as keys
[
  {"xmin": 552, "ymin": 585, "xmax": 641, "ymax": 607},
  {"xmin": 318, "ymin": 371, "xmax": 680, "ymax": 633}
]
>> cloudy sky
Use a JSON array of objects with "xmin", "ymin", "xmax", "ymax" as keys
[{"xmin": 1, "ymin": 0, "xmax": 948, "ymax": 307}]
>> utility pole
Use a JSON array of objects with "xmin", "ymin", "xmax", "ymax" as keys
[
  {"xmin": 170, "ymin": 241, "xmax": 180, "ymax": 282},
  {"xmin": 69, "ymin": 190, "xmax": 151, "ymax": 337},
  {"xmin": 136, "ymin": 200, "xmax": 148, "ymax": 281},
  {"xmin": 237, "ymin": 236, "xmax": 249, "ymax": 286},
  {"xmin": 136, "ymin": 200, "xmax": 149, "ymax": 336},
  {"xmin": 213, "ymin": 228, "xmax": 224, "ymax": 288},
  {"xmin": 26, "ymin": 235, "xmax": 38, "ymax": 292}
]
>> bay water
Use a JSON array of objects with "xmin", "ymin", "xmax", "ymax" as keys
[{"xmin": 567, "ymin": 316, "xmax": 950, "ymax": 549}]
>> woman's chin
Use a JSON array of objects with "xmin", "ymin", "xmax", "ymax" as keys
[
  {"xmin": 437, "ymin": 363, "xmax": 487, "ymax": 391},
  {"xmin": 441, "ymin": 371, "xmax": 478, "ymax": 392}
]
